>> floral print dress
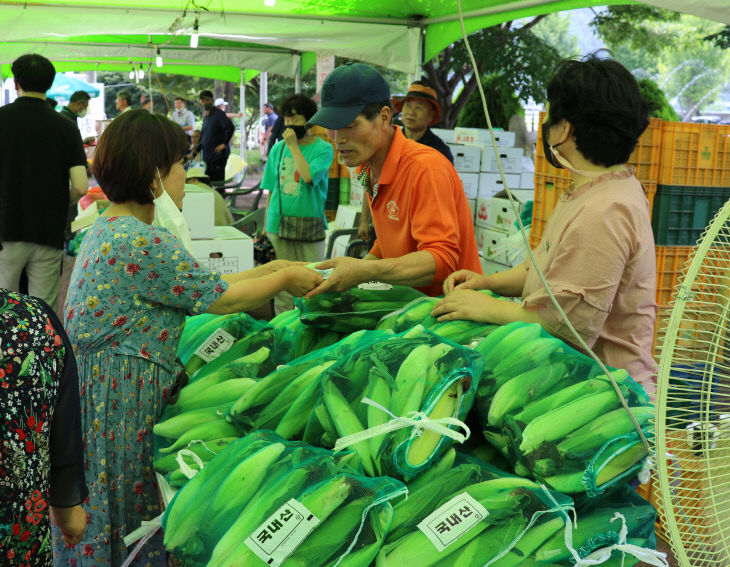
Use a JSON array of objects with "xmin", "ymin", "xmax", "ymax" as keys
[
  {"xmin": 1, "ymin": 290, "xmax": 87, "ymax": 567},
  {"xmin": 52, "ymin": 216, "xmax": 227, "ymax": 566}
]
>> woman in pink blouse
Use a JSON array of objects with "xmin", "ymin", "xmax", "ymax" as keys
[{"xmin": 432, "ymin": 53, "xmax": 657, "ymax": 393}]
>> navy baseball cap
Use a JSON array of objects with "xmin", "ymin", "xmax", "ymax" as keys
[{"xmin": 307, "ymin": 63, "xmax": 390, "ymax": 130}]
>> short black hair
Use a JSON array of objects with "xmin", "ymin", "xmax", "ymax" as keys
[
  {"xmin": 545, "ymin": 52, "xmax": 651, "ymax": 167},
  {"xmin": 199, "ymin": 90, "xmax": 214, "ymax": 100},
  {"xmin": 361, "ymin": 100, "xmax": 392, "ymax": 121},
  {"xmin": 264, "ymin": 102, "xmax": 274, "ymax": 109},
  {"xmin": 93, "ymin": 110, "xmax": 188, "ymax": 205},
  {"xmin": 117, "ymin": 91, "xmax": 132, "ymax": 105},
  {"xmin": 11, "ymin": 54, "xmax": 55, "ymax": 93},
  {"xmin": 70, "ymin": 91, "xmax": 91, "ymax": 104},
  {"xmin": 280, "ymin": 95, "xmax": 318, "ymax": 121},
  {"xmin": 174, "ymin": 97, "xmax": 185, "ymax": 103}
]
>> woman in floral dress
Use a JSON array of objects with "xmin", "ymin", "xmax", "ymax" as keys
[
  {"xmin": 52, "ymin": 110, "xmax": 322, "ymax": 566},
  {"xmin": 1, "ymin": 289, "xmax": 88, "ymax": 566}
]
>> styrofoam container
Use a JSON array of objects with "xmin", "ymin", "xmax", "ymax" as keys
[
  {"xmin": 190, "ymin": 226, "xmax": 254, "ymax": 273},
  {"xmin": 182, "ymin": 186, "xmax": 215, "ymax": 239}
]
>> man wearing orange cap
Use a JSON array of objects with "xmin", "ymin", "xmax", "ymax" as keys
[{"xmin": 359, "ymin": 79, "xmax": 454, "ymax": 241}]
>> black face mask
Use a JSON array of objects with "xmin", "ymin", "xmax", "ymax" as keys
[
  {"xmin": 541, "ymin": 121, "xmax": 562, "ymax": 169},
  {"xmin": 289, "ymin": 125, "xmax": 308, "ymax": 139}
]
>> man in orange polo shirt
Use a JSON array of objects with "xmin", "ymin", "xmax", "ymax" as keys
[{"xmin": 306, "ymin": 63, "xmax": 481, "ymax": 297}]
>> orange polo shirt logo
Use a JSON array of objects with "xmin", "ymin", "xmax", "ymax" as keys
[{"xmin": 386, "ymin": 200, "xmax": 400, "ymax": 221}]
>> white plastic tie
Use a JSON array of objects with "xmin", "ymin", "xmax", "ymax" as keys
[
  {"xmin": 638, "ymin": 456, "xmax": 653, "ymax": 485},
  {"xmin": 333, "ymin": 397, "xmax": 470, "ymax": 453},
  {"xmin": 121, "ymin": 515, "xmax": 162, "ymax": 567},
  {"xmin": 176, "ymin": 446, "xmax": 207, "ymax": 479}
]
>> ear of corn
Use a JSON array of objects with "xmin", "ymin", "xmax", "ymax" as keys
[{"xmin": 158, "ymin": 419, "xmax": 240, "ymax": 454}]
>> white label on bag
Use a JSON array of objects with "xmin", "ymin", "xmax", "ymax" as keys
[
  {"xmin": 417, "ymin": 492, "xmax": 488, "ymax": 552},
  {"xmin": 193, "ymin": 328, "xmax": 236, "ymax": 362},
  {"xmin": 245, "ymin": 498, "xmax": 320, "ymax": 567},
  {"xmin": 358, "ymin": 281, "xmax": 393, "ymax": 290}
]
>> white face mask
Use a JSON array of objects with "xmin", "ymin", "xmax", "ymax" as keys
[
  {"xmin": 77, "ymin": 109, "xmax": 88, "ymax": 118},
  {"xmin": 152, "ymin": 168, "xmax": 195, "ymax": 255}
]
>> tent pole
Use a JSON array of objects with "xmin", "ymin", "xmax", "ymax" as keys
[
  {"xmin": 240, "ymin": 67, "xmax": 246, "ymax": 164},
  {"xmin": 260, "ymin": 71, "xmax": 268, "ymax": 163},
  {"xmin": 0, "ymin": 69, "xmax": 4, "ymax": 106},
  {"xmin": 294, "ymin": 55, "xmax": 301, "ymax": 94}
]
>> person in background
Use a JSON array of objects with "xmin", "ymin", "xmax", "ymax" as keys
[
  {"xmin": 46, "ymin": 97, "xmax": 58, "ymax": 110},
  {"xmin": 306, "ymin": 63, "xmax": 481, "ymax": 298},
  {"xmin": 52, "ymin": 109, "xmax": 321, "ymax": 566},
  {"xmin": 259, "ymin": 102, "xmax": 278, "ymax": 165},
  {"xmin": 432, "ymin": 53, "xmax": 658, "ymax": 394},
  {"xmin": 115, "ymin": 90, "xmax": 132, "ymax": 115},
  {"xmin": 1, "ymin": 288, "xmax": 88, "ymax": 566},
  {"xmin": 185, "ymin": 166, "xmax": 235, "ymax": 226},
  {"xmin": 198, "ymin": 89, "xmax": 234, "ymax": 184},
  {"xmin": 60, "ymin": 90, "xmax": 96, "ymax": 145},
  {"xmin": 0, "ymin": 54, "xmax": 88, "ymax": 311},
  {"xmin": 214, "ymin": 97, "xmax": 228, "ymax": 111},
  {"xmin": 359, "ymin": 79, "xmax": 454, "ymax": 243},
  {"xmin": 171, "ymin": 96, "xmax": 196, "ymax": 142},
  {"xmin": 142, "ymin": 99, "xmax": 152, "ymax": 112},
  {"xmin": 261, "ymin": 94, "xmax": 334, "ymax": 313}
]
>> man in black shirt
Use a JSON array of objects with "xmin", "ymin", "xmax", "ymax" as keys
[
  {"xmin": 0, "ymin": 54, "xmax": 88, "ymax": 310},
  {"xmin": 198, "ymin": 89, "xmax": 234, "ymax": 185}
]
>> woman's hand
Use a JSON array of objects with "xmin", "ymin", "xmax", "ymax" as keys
[
  {"xmin": 265, "ymin": 259, "xmax": 306, "ymax": 272},
  {"xmin": 51, "ymin": 505, "xmax": 87, "ymax": 546},
  {"xmin": 282, "ymin": 128, "xmax": 298, "ymax": 147},
  {"xmin": 442, "ymin": 270, "xmax": 491, "ymax": 294},
  {"xmin": 280, "ymin": 267, "xmax": 324, "ymax": 297},
  {"xmin": 431, "ymin": 289, "xmax": 501, "ymax": 323}
]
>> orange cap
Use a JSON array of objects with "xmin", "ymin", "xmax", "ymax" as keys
[{"xmin": 392, "ymin": 83, "xmax": 441, "ymax": 126}]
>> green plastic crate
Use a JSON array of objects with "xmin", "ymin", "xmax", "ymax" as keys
[{"xmin": 652, "ymin": 185, "xmax": 730, "ymax": 245}]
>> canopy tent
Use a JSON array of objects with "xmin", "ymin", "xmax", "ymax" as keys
[
  {"xmin": 1, "ymin": 1, "xmax": 727, "ymax": 77},
  {"xmin": 47, "ymin": 71, "xmax": 100, "ymax": 101}
]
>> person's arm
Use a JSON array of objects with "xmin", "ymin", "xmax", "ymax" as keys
[
  {"xmin": 443, "ymin": 262, "xmax": 527, "ymax": 296},
  {"xmin": 306, "ymin": 250, "xmax": 436, "ymax": 298},
  {"xmin": 431, "ymin": 289, "xmax": 544, "ymax": 326},
  {"xmin": 184, "ymin": 110, "xmax": 195, "ymax": 132},
  {"xmin": 282, "ymin": 129, "xmax": 313, "ymax": 183},
  {"xmin": 220, "ymin": 260, "xmax": 303, "ymax": 284},
  {"xmin": 208, "ymin": 266, "xmax": 322, "ymax": 314},
  {"xmin": 69, "ymin": 165, "xmax": 88, "ymax": 204}
]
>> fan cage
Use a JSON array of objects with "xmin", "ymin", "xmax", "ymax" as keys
[{"xmin": 653, "ymin": 197, "xmax": 730, "ymax": 567}]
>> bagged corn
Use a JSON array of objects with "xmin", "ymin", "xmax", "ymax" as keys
[
  {"xmin": 319, "ymin": 325, "xmax": 483, "ymax": 480},
  {"xmin": 269, "ymin": 307, "xmax": 345, "ymax": 361},
  {"xmin": 162, "ymin": 431, "xmax": 407, "ymax": 567},
  {"xmin": 296, "ymin": 284, "xmax": 425, "ymax": 333},
  {"xmin": 178, "ymin": 312, "xmax": 270, "ymax": 375},
  {"xmin": 376, "ymin": 449, "xmax": 574, "ymax": 567},
  {"xmin": 226, "ymin": 330, "xmax": 391, "ymax": 438},
  {"xmin": 474, "ymin": 322, "xmax": 652, "ymax": 496}
]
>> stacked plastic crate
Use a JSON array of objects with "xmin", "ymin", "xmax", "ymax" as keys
[{"xmin": 651, "ymin": 122, "xmax": 730, "ymax": 354}]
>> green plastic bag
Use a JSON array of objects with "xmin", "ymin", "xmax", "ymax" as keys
[
  {"xmin": 320, "ymin": 325, "xmax": 484, "ymax": 480},
  {"xmin": 162, "ymin": 431, "xmax": 407, "ymax": 567},
  {"xmin": 270, "ymin": 307, "xmax": 346, "ymax": 361},
  {"xmin": 296, "ymin": 284, "xmax": 426, "ymax": 333}
]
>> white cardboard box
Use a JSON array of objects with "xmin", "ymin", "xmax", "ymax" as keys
[
  {"xmin": 481, "ymin": 147, "xmax": 524, "ymax": 174},
  {"xmin": 348, "ymin": 171, "xmax": 365, "ymax": 207},
  {"xmin": 430, "ymin": 128, "xmax": 455, "ymax": 144},
  {"xmin": 182, "ymin": 186, "xmax": 215, "ymax": 239},
  {"xmin": 448, "ymin": 144, "xmax": 482, "ymax": 173},
  {"xmin": 334, "ymin": 204, "xmax": 361, "ymax": 230},
  {"xmin": 477, "ymin": 226, "xmax": 529, "ymax": 266},
  {"xmin": 480, "ymin": 255, "xmax": 510, "ymax": 275},
  {"xmin": 475, "ymin": 197, "xmax": 491, "ymax": 228},
  {"xmin": 478, "ymin": 173, "xmax": 521, "ymax": 199},
  {"xmin": 488, "ymin": 196, "xmax": 528, "ymax": 234},
  {"xmin": 519, "ymin": 172, "xmax": 535, "ymax": 190},
  {"xmin": 459, "ymin": 172, "xmax": 479, "ymax": 200},
  {"xmin": 454, "ymin": 127, "xmax": 516, "ymax": 147},
  {"xmin": 190, "ymin": 226, "xmax": 253, "ymax": 274}
]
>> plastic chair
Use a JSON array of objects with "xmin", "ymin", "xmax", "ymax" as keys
[
  {"xmin": 209, "ymin": 154, "xmax": 247, "ymax": 197},
  {"xmin": 325, "ymin": 228, "xmax": 369, "ymax": 259},
  {"xmin": 230, "ymin": 206, "xmax": 266, "ymax": 236}
]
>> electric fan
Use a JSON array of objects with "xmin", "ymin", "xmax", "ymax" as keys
[{"xmin": 653, "ymin": 196, "xmax": 730, "ymax": 566}]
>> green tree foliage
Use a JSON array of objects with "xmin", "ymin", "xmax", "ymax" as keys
[
  {"xmin": 456, "ymin": 74, "xmax": 522, "ymax": 129},
  {"xmin": 638, "ymin": 79, "xmax": 679, "ymax": 122},
  {"xmin": 590, "ymin": 6, "xmax": 680, "ymax": 57},
  {"xmin": 705, "ymin": 25, "xmax": 730, "ymax": 50},
  {"xmin": 532, "ymin": 13, "xmax": 579, "ymax": 59},
  {"xmin": 423, "ymin": 18, "xmax": 561, "ymax": 128}
]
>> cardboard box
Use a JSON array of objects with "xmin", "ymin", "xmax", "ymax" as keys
[
  {"xmin": 459, "ymin": 172, "xmax": 479, "ymax": 200},
  {"xmin": 481, "ymin": 147, "xmax": 524, "ymax": 174},
  {"xmin": 349, "ymin": 172, "xmax": 365, "ymax": 207},
  {"xmin": 488, "ymin": 196, "xmax": 528, "ymax": 234},
  {"xmin": 190, "ymin": 226, "xmax": 253, "ymax": 274},
  {"xmin": 480, "ymin": 255, "xmax": 510, "ymax": 275},
  {"xmin": 477, "ymin": 226, "xmax": 529, "ymax": 266},
  {"xmin": 475, "ymin": 197, "xmax": 491, "ymax": 228},
  {"xmin": 430, "ymin": 128, "xmax": 455, "ymax": 144},
  {"xmin": 519, "ymin": 172, "xmax": 535, "ymax": 190},
  {"xmin": 182, "ymin": 186, "xmax": 215, "ymax": 239},
  {"xmin": 478, "ymin": 173, "xmax": 521, "ymax": 199},
  {"xmin": 448, "ymin": 144, "xmax": 482, "ymax": 173},
  {"xmin": 334, "ymin": 204, "xmax": 361, "ymax": 230},
  {"xmin": 467, "ymin": 199, "xmax": 477, "ymax": 222},
  {"xmin": 454, "ymin": 127, "xmax": 516, "ymax": 147}
]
